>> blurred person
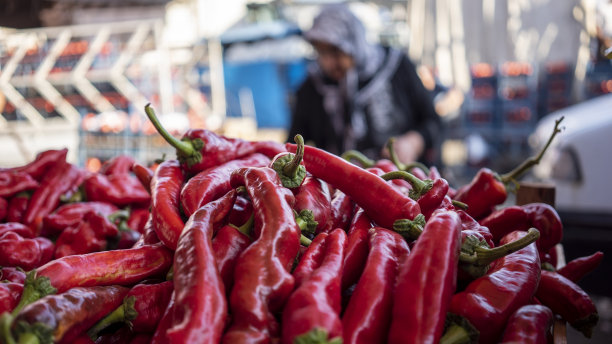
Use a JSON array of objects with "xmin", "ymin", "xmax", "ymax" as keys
[{"xmin": 287, "ymin": 3, "xmax": 442, "ymax": 165}]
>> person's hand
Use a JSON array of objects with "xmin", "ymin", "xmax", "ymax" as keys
[{"xmin": 382, "ymin": 131, "xmax": 425, "ymax": 164}]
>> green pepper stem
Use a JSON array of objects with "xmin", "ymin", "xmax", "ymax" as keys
[
  {"xmin": 232, "ymin": 213, "xmax": 255, "ymax": 237},
  {"xmin": 439, "ymin": 324, "xmax": 473, "ymax": 344},
  {"xmin": 404, "ymin": 162, "xmax": 430, "ymax": 175},
  {"xmin": 300, "ymin": 235, "xmax": 312, "ymax": 246},
  {"xmin": 459, "ymin": 228, "xmax": 540, "ymax": 266},
  {"xmin": 0, "ymin": 313, "xmax": 17, "ymax": 344},
  {"xmin": 386, "ymin": 137, "xmax": 431, "ymax": 175},
  {"xmin": 283, "ymin": 135, "xmax": 305, "ymax": 178},
  {"xmin": 12, "ymin": 272, "xmax": 56, "ymax": 317},
  {"xmin": 500, "ymin": 116, "xmax": 564, "ymax": 184},
  {"xmin": 87, "ymin": 296, "xmax": 137, "ymax": 340},
  {"xmin": 340, "ymin": 150, "xmax": 376, "ymax": 168},
  {"xmin": 144, "ymin": 104, "xmax": 195, "ymax": 156},
  {"xmin": 17, "ymin": 333, "xmax": 39, "ymax": 344},
  {"xmin": 451, "ymin": 200, "xmax": 469, "ymax": 210},
  {"xmin": 393, "ymin": 214, "xmax": 426, "ymax": 241},
  {"xmin": 381, "ymin": 171, "xmax": 434, "ymax": 200}
]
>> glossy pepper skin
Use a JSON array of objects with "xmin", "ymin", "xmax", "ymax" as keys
[
  {"xmin": 0, "ymin": 232, "xmax": 54, "ymax": 270},
  {"xmin": 167, "ymin": 190, "xmax": 236, "ymax": 343},
  {"xmin": 293, "ymin": 175, "xmax": 333, "ymax": 234},
  {"xmin": 11, "ymin": 285, "xmax": 129, "ymax": 344},
  {"xmin": 341, "ymin": 208, "xmax": 373, "ymax": 290},
  {"xmin": 0, "ymin": 283, "xmax": 23, "ymax": 314},
  {"xmin": 83, "ymin": 172, "xmax": 151, "ymax": 208},
  {"xmin": 127, "ymin": 207, "xmax": 151, "ymax": 235},
  {"xmin": 329, "ymin": 190, "xmax": 354, "ymax": 232},
  {"xmin": 500, "ymin": 304, "xmax": 554, "ymax": 344},
  {"xmin": 6, "ymin": 148, "xmax": 68, "ymax": 181},
  {"xmin": 388, "ymin": 210, "xmax": 462, "ymax": 344},
  {"xmin": 6, "ymin": 193, "xmax": 29, "ymax": 223},
  {"xmin": 281, "ymin": 228, "xmax": 346, "ymax": 344},
  {"xmin": 558, "ymin": 251, "xmax": 604, "ymax": 282},
  {"xmin": 131, "ymin": 162, "xmax": 154, "ymax": 193},
  {"xmin": 151, "ymin": 159, "xmax": 185, "ymax": 250},
  {"xmin": 222, "ymin": 167, "xmax": 301, "ymax": 343},
  {"xmin": 54, "ymin": 210, "xmax": 120, "ymax": 258},
  {"xmin": 479, "ymin": 205, "xmax": 530, "ymax": 242},
  {"xmin": 212, "ymin": 224, "xmax": 252, "ymax": 295},
  {"xmin": 454, "ymin": 168, "xmax": 507, "ymax": 220},
  {"xmin": 417, "ymin": 178, "xmax": 450, "ymax": 220},
  {"xmin": 0, "ymin": 172, "xmax": 38, "ymax": 199},
  {"xmin": 150, "ymin": 292, "xmax": 175, "ymax": 344},
  {"xmin": 342, "ymin": 227, "xmax": 410, "ymax": 344},
  {"xmin": 449, "ymin": 230, "xmax": 541, "ymax": 344},
  {"xmin": 286, "ymin": 143, "xmax": 421, "ymax": 229},
  {"xmin": 180, "ymin": 153, "xmax": 269, "ymax": 217},
  {"xmin": 42, "ymin": 201, "xmax": 118, "ymax": 237},
  {"xmin": 0, "ymin": 223, "xmax": 35, "ymax": 239},
  {"xmin": 536, "ymin": 270, "xmax": 599, "ymax": 338}
]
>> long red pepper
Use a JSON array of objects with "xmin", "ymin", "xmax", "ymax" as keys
[
  {"xmin": 557, "ymin": 251, "xmax": 604, "ymax": 282},
  {"xmin": 0, "ymin": 171, "xmax": 38, "ymax": 199},
  {"xmin": 6, "ymin": 285, "xmax": 129, "ymax": 344},
  {"xmin": 150, "ymin": 292, "xmax": 175, "ymax": 344},
  {"xmin": 42, "ymin": 201, "xmax": 118, "ymax": 236},
  {"xmin": 222, "ymin": 167, "xmax": 301, "ymax": 343},
  {"xmin": 6, "ymin": 148, "xmax": 68, "ymax": 181},
  {"xmin": 180, "ymin": 153, "xmax": 270, "ymax": 217},
  {"xmin": 145, "ymin": 104, "xmax": 284, "ymax": 174},
  {"xmin": 388, "ymin": 210, "xmax": 462, "ymax": 344},
  {"xmin": 212, "ymin": 222, "xmax": 253, "ymax": 295},
  {"xmin": 131, "ymin": 162, "xmax": 154, "ymax": 193},
  {"xmin": 536, "ymin": 270, "xmax": 599, "ymax": 338},
  {"xmin": 166, "ymin": 190, "xmax": 237, "ymax": 343},
  {"xmin": 293, "ymin": 232, "xmax": 329, "ymax": 286},
  {"xmin": 281, "ymin": 228, "xmax": 346, "ymax": 344},
  {"xmin": 449, "ymin": 230, "xmax": 541, "ymax": 344},
  {"xmin": 286, "ymin": 143, "xmax": 422, "ymax": 229},
  {"xmin": 151, "ymin": 159, "xmax": 185, "ymax": 250},
  {"xmin": 330, "ymin": 189, "xmax": 354, "ymax": 232},
  {"xmin": 342, "ymin": 227, "xmax": 410, "ymax": 344},
  {"xmin": 293, "ymin": 175, "xmax": 333, "ymax": 234},
  {"xmin": 341, "ymin": 149, "xmax": 413, "ymax": 191},
  {"xmin": 341, "ymin": 208, "xmax": 373, "ymax": 290},
  {"xmin": 500, "ymin": 304, "xmax": 554, "ymax": 344}
]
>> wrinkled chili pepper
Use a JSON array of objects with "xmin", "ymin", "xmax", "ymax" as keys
[
  {"xmin": 54, "ymin": 210, "xmax": 120, "ymax": 258},
  {"xmin": 499, "ymin": 304, "xmax": 554, "ymax": 344},
  {"xmin": 6, "ymin": 285, "xmax": 129, "ymax": 344},
  {"xmin": 88, "ymin": 281, "xmax": 174, "ymax": 338},
  {"xmin": 126, "ymin": 208, "xmax": 150, "ymax": 235},
  {"xmin": 0, "ymin": 232, "xmax": 54, "ymax": 270},
  {"xmin": 449, "ymin": 230, "xmax": 541, "ymax": 344},
  {"xmin": 222, "ymin": 167, "xmax": 301, "ymax": 343},
  {"xmin": 557, "ymin": 251, "xmax": 604, "ymax": 282},
  {"xmin": 150, "ymin": 292, "xmax": 175, "ymax": 344},
  {"xmin": 330, "ymin": 189, "xmax": 354, "ymax": 232},
  {"xmin": 286, "ymin": 143, "xmax": 423, "ymax": 230},
  {"xmin": 1, "ymin": 267, "xmax": 26, "ymax": 284},
  {"xmin": 100, "ymin": 155, "xmax": 135, "ymax": 176},
  {"xmin": 294, "ymin": 175, "xmax": 333, "ymax": 234},
  {"xmin": 0, "ymin": 171, "xmax": 39, "ymax": 199},
  {"xmin": 0, "ymin": 283, "xmax": 23, "ymax": 314},
  {"xmin": 131, "ymin": 163, "xmax": 154, "ymax": 193},
  {"xmin": 282, "ymin": 228, "xmax": 346, "ymax": 344},
  {"xmin": 22, "ymin": 160, "xmax": 84, "ymax": 229},
  {"xmin": 388, "ymin": 210, "xmax": 462, "ymax": 344},
  {"xmin": 6, "ymin": 149, "xmax": 68, "ymax": 181},
  {"xmin": 341, "ymin": 208, "xmax": 373, "ymax": 291},
  {"xmin": 212, "ymin": 219, "xmax": 253, "ymax": 295},
  {"xmin": 0, "ymin": 223, "xmax": 35, "ymax": 239},
  {"xmin": 83, "ymin": 172, "xmax": 150, "ymax": 208},
  {"xmin": 150, "ymin": 159, "xmax": 185, "ymax": 250},
  {"xmin": 342, "ymin": 227, "xmax": 410, "ymax": 344},
  {"xmin": 145, "ymin": 104, "xmax": 285, "ymax": 174},
  {"xmin": 6, "ymin": 192, "xmax": 30, "ymax": 223},
  {"xmin": 180, "ymin": 153, "xmax": 270, "ymax": 217},
  {"xmin": 166, "ymin": 190, "xmax": 236, "ymax": 343},
  {"xmin": 536, "ymin": 270, "xmax": 599, "ymax": 338},
  {"xmin": 41, "ymin": 201, "xmax": 119, "ymax": 237}
]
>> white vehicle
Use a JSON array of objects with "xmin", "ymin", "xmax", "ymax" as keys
[{"xmin": 531, "ymin": 93, "xmax": 612, "ymax": 214}]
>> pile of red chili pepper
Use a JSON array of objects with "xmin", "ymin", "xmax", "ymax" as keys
[{"xmin": 0, "ymin": 108, "xmax": 605, "ymax": 344}]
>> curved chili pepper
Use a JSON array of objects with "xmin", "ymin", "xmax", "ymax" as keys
[
  {"xmin": 88, "ymin": 281, "xmax": 174, "ymax": 337},
  {"xmin": 227, "ymin": 192, "xmax": 253, "ymax": 227},
  {"xmin": 479, "ymin": 205, "xmax": 530, "ymax": 242},
  {"xmin": 500, "ymin": 304, "xmax": 554, "ymax": 344},
  {"xmin": 100, "ymin": 155, "xmax": 135, "ymax": 176},
  {"xmin": 0, "ymin": 267, "xmax": 26, "ymax": 284},
  {"xmin": 222, "ymin": 167, "xmax": 301, "ymax": 343},
  {"xmin": 145, "ymin": 104, "xmax": 284, "ymax": 174},
  {"xmin": 54, "ymin": 210, "xmax": 120, "ymax": 258},
  {"xmin": 151, "ymin": 159, "xmax": 185, "ymax": 250},
  {"xmin": 293, "ymin": 232, "xmax": 329, "ymax": 287},
  {"xmin": 132, "ymin": 216, "xmax": 160, "ymax": 248},
  {"xmin": 150, "ymin": 292, "xmax": 175, "ymax": 344},
  {"xmin": 0, "ymin": 171, "xmax": 39, "ymax": 199},
  {"xmin": 341, "ymin": 208, "xmax": 373, "ymax": 291},
  {"xmin": 23, "ymin": 161, "xmax": 84, "ymax": 229},
  {"xmin": 6, "ymin": 192, "xmax": 29, "ymax": 223},
  {"xmin": 166, "ymin": 190, "xmax": 236, "ymax": 343},
  {"xmin": 0, "ymin": 283, "xmax": 23, "ymax": 314},
  {"xmin": 282, "ymin": 228, "xmax": 346, "ymax": 344},
  {"xmin": 286, "ymin": 143, "xmax": 422, "ymax": 229},
  {"xmin": 0, "ymin": 232, "xmax": 54, "ymax": 270},
  {"xmin": 131, "ymin": 163, "xmax": 154, "ymax": 193},
  {"xmin": 83, "ymin": 172, "xmax": 150, "ymax": 208},
  {"xmin": 557, "ymin": 251, "xmax": 604, "ymax": 282},
  {"xmin": 416, "ymin": 178, "xmax": 450, "ymax": 220},
  {"xmin": 294, "ymin": 175, "xmax": 333, "ymax": 234},
  {"xmin": 449, "ymin": 230, "xmax": 541, "ymax": 344},
  {"xmin": 0, "ymin": 223, "xmax": 35, "ymax": 239},
  {"xmin": 388, "ymin": 210, "xmax": 462, "ymax": 344},
  {"xmin": 180, "ymin": 153, "xmax": 269, "ymax": 217},
  {"xmin": 536, "ymin": 270, "xmax": 599, "ymax": 338},
  {"xmin": 342, "ymin": 227, "xmax": 410, "ymax": 344},
  {"xmin": 7, "ymin": 285, "xmax": 129, "ymax": 344},
  {"xmin": 7, "ymin": 148, "xmax": 68, "ymax": 181},
  {"xmin": 41, "ymin": 201, "xmax": 119, "ymax": 237},
  {"xmin": 126, "ymin": 207, "xmax": 150, "ymax": 235},
  {"xmin": 522, "ymin": 203, "xmax": 563, "ymax": 253},
  {"xmin": 330, "ymin": 189, "xmax": 354, "ymax": 232},
  {"xmin": 212, "ymin": 222, "xmax": 252, "ymax": 295}
]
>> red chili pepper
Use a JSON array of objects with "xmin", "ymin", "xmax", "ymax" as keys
[
  {"xmin": 227, "ymin": 192, "xmax": 253, "ymax": 228},
  {"xmin": 180, "ymin": 153, "xmax": 269, "ymax": 217},
  {"xmin": 150, "ymin": 292, "xmax": 175, "ymax": 344},
  {"xmin": 330, "ymin": 189, "xmax": 354, "ymax": 232},
  {"xmin": 388, "ymin": 210, "xmax": 462, "ymax": 344},
  {"xmin": 0, "ymin": 283, "xmax": 23, "ymax": 314},
  {"xmin": 0, "ymin": 223, "xmax": 35, "ymax": 239},
  {"xmin": 132, "ymin": 216, "xmax": 160, "ymax": 248},
  {"xmin": 557, "ymin": 251, "xmax": 604, "ymax": 282},
  {"xmin": 342, "ymin": 227, "xmax": 410, "ymax": 344},
  {"xmin": 54, "ymin": 211, "xmax": 120, "ymax": 258},
  {"xmin": 41, "ymin": 201, "xmax": 119, "ymax": 237},
  {"xmin": 456, "ymin": 209, "xmax": 494, "ymax": 248},
  {"xmin": 129, "ymin": 334, "xmax": 152, "ymax": 344},
  {"xmin": 536, "ymin": 270, "xmax": 599, "ymax": 338},
  {"xmin": 145, "ymin": 104, "xmax": 285, "ymax": 174},
  {"xmin": 0, "ymin": 267, "xmax": 26, "ymax": 284},
  {"xmin": 416, "ymin": 177, "xmax": 450, "ymax": 220},
  {"xmin": 166, "ymin": 190, "xmax": 236, "ymax": 343},
  {"xmin": 88, "ymin": 281, "xmax": 174, "ymax": 337},
  {"xmin": 22, "ymin": 161, "xmax": 84, "ymax": 229},
  {"xmin": 0, "ymin": 171, "xmax": 39, "ymax": 199},
  {"xmin": 131, "ymin": 162, "xmax": 154, "ymax": 193},
  {"xmin": 222, "ymin": 167, "xmax": 301, "ymax": 343},
  {"xmin": 6, "ymin": 192, "xmax": 30, "ymax": 223},
  {"xmin": 479, "ymin": 205, "xmax": 531, "ymax": 242},
  {"xmin": 150, "ymin": 159, "xmax": 185, "ymax": 250},
  {"xmin": 294, "ymin": 175, "xmax": 333, "ymax": 234},
  {"xmin": 286, "ymin": 143, "xmax": 422, "ymax": 229},
  {"xmin": 499, "ymin": 304, "xmax": 554, "ymax": 344},
  {"xmin": 341, "ymin": 208, "xmax": 373, "ymax": 291},
  {"xmin": 0, "ymin": 232, "xmax": 54, "ymax": 270},
  {"xmin": 122, "ymin": 207, "xmax": 148, "ymax": 235},
  {"xmin": 6, "ymin": 148, "xmax": 68, "ymax": 181},
  {"xmin": 83, "ymin": 172, "xmax": 151, "ymax": 208},
  {"xmin": 8, "ymin": 285, "xmax": 129, "ymax": 344},
  {"xmin": 281, "ymin": 228, "xmax": 346, "ymax": 344},
  {"xmin": 100, "ymin": 155, "xmax": 135, "ymax": 176},
  {"xmin": 0, "ymin": 197, "xmax": 7, "ymax": 221},
  {"xmin": 213, "ymin": 222, "xmax": 252, "ymax": 295},
  {"xmin": 449, "ymin": 230, "xmax": 541, "ymax": 344}
]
